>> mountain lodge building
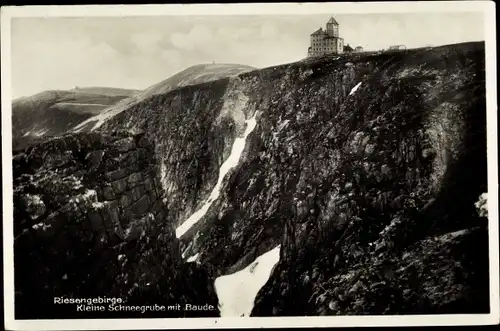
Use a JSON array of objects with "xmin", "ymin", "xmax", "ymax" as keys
[{"xmin": 307, "ymin": 17, "xmax": 344, "ymax": 57}]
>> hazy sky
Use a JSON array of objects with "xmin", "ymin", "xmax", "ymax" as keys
[{"xmin": 11, "ymin": 12, "xmax": 484, "ymax": 98}]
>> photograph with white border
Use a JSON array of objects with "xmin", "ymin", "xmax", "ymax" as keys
[{"xmin": 1, "ymin": 1, "xmax": 499, "ymax": 330}]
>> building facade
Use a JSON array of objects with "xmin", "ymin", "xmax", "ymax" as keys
[
  {"xmin": 344, "ymin": 44, "xmax": 354, "ymax": 53},
  {"xmin": 307, "ymin": 17, "xmax": 344, "ymax": 57}
]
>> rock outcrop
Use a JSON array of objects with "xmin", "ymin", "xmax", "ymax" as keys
[{"xmin": 13, "ymin": 132, "xmax": 219, "ymax": 319}]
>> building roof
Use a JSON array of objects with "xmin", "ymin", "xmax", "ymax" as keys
[
  {"xmin": 327, "ymin": 17, "xmax": 339, "ymax": 25},
  {"xmin": 311, "ymin": 28, "xmax": 326, "ymax": 36}
]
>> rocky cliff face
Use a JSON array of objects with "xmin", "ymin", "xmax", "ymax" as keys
[
  {"xmin": 13, "ymin": 132, "xmax": 219, "ymax": 319},
  {"xmin": 248, "ymin": 42, "xmax": 490, "ymax": 315},
  {"xmin": 13, "ymin": 41, "xmax": 489, "ymax": 318}
]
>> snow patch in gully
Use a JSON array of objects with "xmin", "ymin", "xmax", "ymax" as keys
[
  {"xmin": 171, "ymin": 83, "xmax": 277, "ymax": 317},
  {"xmin": 186, "ymin": 253, "xmax": 200, "ymax": 263},
  {"xmin": 214, "ymin": 245, "xmax": 281, "ymax": 317},
  {"xmin": 171, "ymin": 105, "xmax": 277, "ymax": 318},
  {"xmin": 72, "ymin": 103, "xmax": 129, "ymax": 132},
  {"xmin": 349, "ymin": 82, "xmax": 362, "ymax": 96},
  {"xmin": 175, "ymin": 110, "xmax": 259, "ymax": 238}
]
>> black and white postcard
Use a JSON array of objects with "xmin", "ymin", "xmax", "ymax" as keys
[{"xmin": 1, "ymin": 2, "xmax": 498, "ymax": 330}]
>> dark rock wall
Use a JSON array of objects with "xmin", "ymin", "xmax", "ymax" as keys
[
  {"xmin": 169, "ymin": 42, "xmax": 488, "ymax": 296},
  {"xmin": 13, "ymin": 132, "xmax": 219, "ymax": 319},
  {"xmin": 250, "ymin": 42, "xmax": 488, "ymax": 315}
]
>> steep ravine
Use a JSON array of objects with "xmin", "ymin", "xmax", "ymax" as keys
[
  {"xmin": 13, "ymin": 41, "xmax": 489, "ymax": 317},
  {"xmin": 102, "ymin": 41, "xmax": 489, "ymax": 315}
]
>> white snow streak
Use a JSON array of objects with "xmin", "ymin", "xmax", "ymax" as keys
[
  {"xmin": 72, "ymin": 97, "xmax": 134, "ymax": 132},
  {"xmin": 175, "ymin": 111, "xmax": 259, "ymax": 238},
  {"xmin": 23, "ymin": 128, "xmax": 49, "ymax": 137},
  {"xmin": 186, "ymin": 253, "xmax": 200, "ymax": 263},
  {"xmin": 349, "ymin": 82, "xmax": 362, "ymax": 96},
  {"xmin": 214, "ymin": 245, "xmax": 281, "ymax": 317}
]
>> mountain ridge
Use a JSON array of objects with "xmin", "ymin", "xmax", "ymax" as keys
[{"xmin": 12, "ymin": 63, "xmax": 256, "ymax": 151}]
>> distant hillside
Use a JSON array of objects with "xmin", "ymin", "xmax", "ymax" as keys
[
  {"xmin": 141, "ymin": 63, "xmax": 256, "ymax": 99},
  {"xmin": 72, "ymin": 63, "xmax": 256, "ymax": 133},
  {"xmin": 67, "ymin": 86, "xmax": 140, "ymax": 97},
  {"xmin": 12, "ymin": 88, "xmax": 140, "ymax": 151}
]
